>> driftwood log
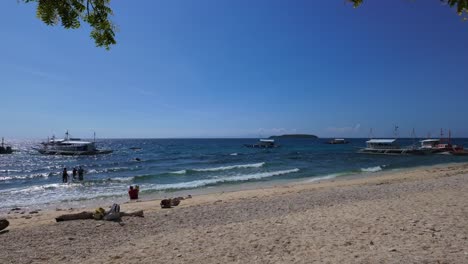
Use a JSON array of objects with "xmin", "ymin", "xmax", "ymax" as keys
[
  {"xmin": 55, "ymin": 210, "xmax": 144, "ymax": 222},
  {"xmin": 0, "ymin": 219, "xmax": 9, "ymax": 231}
]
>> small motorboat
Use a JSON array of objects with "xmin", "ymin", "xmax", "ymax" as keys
[
  {"xmin": 0, "ymin": 138, "xmax": 13, "ymax": 154},
  {"xmin": 244, "ymin": 139, "xmax": 279, "ymax": 148},
  {"xmin": 327, "ymin": 138, "xmax": 349, "ymax": 144}
]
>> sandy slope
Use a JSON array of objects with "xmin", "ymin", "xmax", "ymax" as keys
[{"xmin": 1, "ymin": 163, "xmax": 468, "ymax": 263}]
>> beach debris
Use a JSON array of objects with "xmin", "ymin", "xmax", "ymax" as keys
[
  {"xmin": 103, "ymin": 204, "xmax": 121, "ymax": 221},
  {"xmin": 0, "ymin": 219, "xmax": 9, "ymax": 231},
  {"xmin": 10, "ymin": 207, "xmax": 21, "ymax": 211},
  {"xmin": 55, "ymin": 204, "xmax": 143, "ymax": 222},
  {"xmin": 160, "ymin": 199, "xmax": 172, "ymax": 208},
  {"xmin": 186, "ymin": 194, "xmax": 192, "ymax": 199},
  {"xmin": 160, "ymin": 197, "xmax": 183, "ymax": 208},
  {"xmin": 29, "ymin": 210, "xmax": 39, "ymax": 214}
]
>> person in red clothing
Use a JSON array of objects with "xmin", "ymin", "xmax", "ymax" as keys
[{"xmin": 128, "ymin": 185, "xmax": 139, "ymax": 200}]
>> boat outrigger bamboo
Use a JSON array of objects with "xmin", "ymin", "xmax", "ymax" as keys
[{"xmin": 34, "ymin": 131, "xmax": 113, "ymax": 155}]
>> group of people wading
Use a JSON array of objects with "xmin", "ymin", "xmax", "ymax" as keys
[{"xmin": 62, "ymin": 166, "xmax": 85, "ymax": 183}]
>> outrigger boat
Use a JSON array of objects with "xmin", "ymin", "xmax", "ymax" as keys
[
  {"xmin": 244, "ymin": 139, "xmax": 278, "ymax": 148},
  {"xmin": 419, "ymin": 130, "xmax": 464, "ymax": 154},
  {"xmin": 358, "ymin": 139, "xmax": 426, "ymax": 155},
  {"xmin": 359, "ymin": 127, "xmax": 427, "ymax": 155},
  {"xmin": 0, "ymin": 137, "xmax": 13, "ymax": 154},
  {"xmin": 34, "ymin": 131, "xmax": 113, "ymax": 155}
]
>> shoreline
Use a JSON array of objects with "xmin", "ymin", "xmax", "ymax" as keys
[
  {"xmin": 2, "ymin": 161, "xmax": 468, "ymax": 230},
  {"xmin": 2, "ymin": 160, "xmax": 464, "ymax": 213},
  {"xmin": 1, "ymin": 161, "xmax": 468, "ymax": 263}
]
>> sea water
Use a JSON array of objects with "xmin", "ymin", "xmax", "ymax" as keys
[{"xmin": 1, "ymin": 138, "xmax": 467, "ymax": 209}]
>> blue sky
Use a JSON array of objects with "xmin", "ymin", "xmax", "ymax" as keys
[{"xmin": 1, "ymin": 0, "xmax": 468, "ymax": 138}]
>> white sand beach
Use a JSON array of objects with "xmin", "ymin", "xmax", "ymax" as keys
[{"xmin": 1, "ymin": 163, "xmax": 468, "ymax": 263}]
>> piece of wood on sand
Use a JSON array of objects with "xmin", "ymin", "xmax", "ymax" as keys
[
  {"xmin": 55, "ymin": 210, "xmax": 144, "ymax": 222},
  {"xmin": 0, "ymin": 219, "xmax": 9, "ymax": 231}
]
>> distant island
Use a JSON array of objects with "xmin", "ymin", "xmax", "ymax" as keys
[{"xmin": 268, "ymin": 134, "xmax": 318, "ymax": 139}]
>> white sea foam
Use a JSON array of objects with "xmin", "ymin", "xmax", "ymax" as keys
[
  {"xmin": 361, "ymin": 166, "xmax": 383, "ymax": 173},
  {"xmin": 110, "ymin": 177, "xmax": 134, "ymax": 182},
  {"xmin": 0, "ymin": 169, "xmax": 22, "ymax": 173},
  {"xmin": 230, "ymin": 153, "xmax": 238, "ymax": 156},
  {"xmin": 0, "ymin": 176, "xmax": 13, "ymax": 181},
  {"xmin": 193, "ymin": 162, "xmax": 266, "ymax": 172},
  {"xmin": 6, "ymin": 183, "xmax": 81, "ymax": 194},
  {"xmin": 150, "ymin": 168, "xmax": 299, "ymax": 190},
  {"xmin": 170, "ymin": 170, "xmax": 187, "ymax": 174},
  {"xmin": 0, "ymin": 173, "xmax": 51, "ymax": 181}
]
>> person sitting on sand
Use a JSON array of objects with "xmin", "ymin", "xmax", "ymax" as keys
[
  {"xmin": 62, "ymin": 168, "xmax": 68, "ymax": 183},
  {"xmin": 128, "ymin": 186, "xmax": 139, "ymax": 200},
  {"xmin": 78, "ymin": 166, "xmax": 84, "ymax": 181}
]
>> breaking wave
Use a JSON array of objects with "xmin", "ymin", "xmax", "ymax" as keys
[
  {"xmin": 0, "ymin": 173, "xmax": 52, "ymax": 181},
  {"xmin": 170, "ymin": 170, "xmax": 187, "ymax": 175},
  {"xmin": 148, "ymin": 168, "xmax": 299, "ymax": 191},
  {"xmin": 170, "ymin": 162, "xmax": 265, "ymax": 174},
  {"xmin": 361, "ymin": 166, "xmax": 384, "ymax": 173}
]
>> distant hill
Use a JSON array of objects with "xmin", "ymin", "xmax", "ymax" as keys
[{"xmin": 269, "ymin": 134, "xmax": 318, "ymax": 139}]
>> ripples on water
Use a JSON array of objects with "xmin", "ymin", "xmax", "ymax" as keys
[{"xmin": 1, "ymin": 138, "xmax": 467, "ymax": 209}]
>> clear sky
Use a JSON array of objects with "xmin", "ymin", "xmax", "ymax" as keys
[{"xmin": 1, "ymin": 0, "xmax": 468, "ymax": 139}]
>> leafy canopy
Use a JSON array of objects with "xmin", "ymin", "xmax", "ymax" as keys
[
  {"xmin": 349, "ymin": 0, "xmax": 468, "ymax": 17},
  {"xmin": 23, "ymin": 1, "xmax": 468, "ymax": 50},
  {"xmin": 23, "ymin": 0, "xmax": 116, "ymax": 50}
]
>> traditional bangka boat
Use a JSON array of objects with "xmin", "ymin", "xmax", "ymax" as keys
[
  {"xmin": 419, "ymin": 130, "xmax": 464, "ymax": 154},
  {"xmin": 34, "ymin": 131, "xmax": 113, "ymax": 155}
]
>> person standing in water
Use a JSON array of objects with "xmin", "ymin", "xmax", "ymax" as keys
[
  {"xmin": 78, "ymin": 166, "xmax": 84, "ymax": 181},
  {"xmin": 62, "ymin": 168, "xmax": 68, "ymax": 183},
  {"xmin": 72, "ymin": 167, "xmax": 78, "ymax": 180}
]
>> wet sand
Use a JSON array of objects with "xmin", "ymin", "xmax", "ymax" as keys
[{"xmin": 1, "ymin": 163, "xmax": 468, "ymax": 263}]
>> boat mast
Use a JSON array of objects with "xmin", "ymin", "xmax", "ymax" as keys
[
  {"xmin": 1, "ymin": 137, "xmax": 4, "ymax": 148},
  {"xmin": 394, "ymin": 125, "xmax": 399, "ymax": 139},
  {"xmin": 94, "ymin": 132, "xmax": 96, "ymax": 143},
  {"xmin": 369, "ymin": 128, "xmax": 374, "ymax": 139}
]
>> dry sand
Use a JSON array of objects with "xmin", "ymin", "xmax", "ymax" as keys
[{"xmin": 1, "ymin": 163, "xmax": 468, "ymax": 263}]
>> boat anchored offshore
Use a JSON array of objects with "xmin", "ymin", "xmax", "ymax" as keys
[
  {"xmin": 35, "ymin": 131, "xmax": 113, "ymax": 155},
  {"xmin": 419, "ymin": 130, "xmax": 464, "ymax": 154},
  {"xmin": 359, "ymin": 139, "xmax": 426, "ymax": 155},
  {"xmin": 327, "ymin": 138, "xmax": 349, "ymax": 144},
  {"xmin": 244, "ymin": 139, "xmax": 278, "ymax": 148},
  {"xmin": 0, "ymin": 137, "xmax": 13, "ymax": 154}
]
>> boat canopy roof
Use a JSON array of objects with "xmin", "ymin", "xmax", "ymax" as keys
[
  {"xmin": 420, "ymin": 139, "xmax": 440, "ymax": 143},
  {"xmin": 366, "ymin": 139, "xmax": 396, "ymax": 144},
  {"xmin": 260, "ymin": 139, "xmax": 275, "ymax": 143},
  {"xmin": 62, "ymin": 140, "xmax": 92, "ymax": 144}
]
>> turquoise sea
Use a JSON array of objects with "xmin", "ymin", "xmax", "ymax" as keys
[{"xmin": 1, "ymin": 138, "xmax": 468, "ymax": 209}]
